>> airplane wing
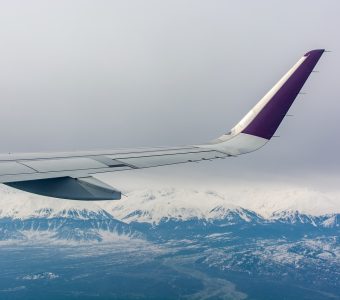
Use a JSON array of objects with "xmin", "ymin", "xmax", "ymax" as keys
[{"xmin": 0, "ymin": 49, "xmax": 325, "ymax": 200}]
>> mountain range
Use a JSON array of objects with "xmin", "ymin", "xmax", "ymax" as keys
[{"xmin": 0, "ymin": 184, "xmax": 339, "ymax": 299}]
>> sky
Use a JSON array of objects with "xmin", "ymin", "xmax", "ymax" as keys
[{"xmin": 0, "ymin": 0, "xmax": 339, "ymax": 192}]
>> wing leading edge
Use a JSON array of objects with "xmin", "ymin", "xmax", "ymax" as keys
[{"xmin": 0, "ymin": 49, "xmax": 325, "ymax": 200}]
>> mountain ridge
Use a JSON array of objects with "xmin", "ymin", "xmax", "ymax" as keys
[{"xmin": 0, "ymin": 186, "xmax": 339, "ymax": 224}]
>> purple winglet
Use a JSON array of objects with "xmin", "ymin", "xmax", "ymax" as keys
[{"xmin": 242, "ymin": 49, "xmax": 324, "ymax": 140}]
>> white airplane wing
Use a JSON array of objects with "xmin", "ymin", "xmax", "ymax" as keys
[{"xmin": 0, "ymin": 49, "xmax": 325, "ymax": 200}]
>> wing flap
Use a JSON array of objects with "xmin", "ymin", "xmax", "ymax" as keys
[
  {"xmin": 0, "ymin": 149, "xmax": 227, "ymax": 185},
  {"xmin": 116, "ymin": 150, "xmax": 227, "ymax": 168},
  {"xmin": 0, "ymin": 162, "xmax": 36, "ymax": 176},
  {"xmin": 20, "ymin": 157, "xmax": 107, "ymax": 172}
]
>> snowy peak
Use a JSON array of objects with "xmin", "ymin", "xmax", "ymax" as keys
[
  {"xmin": 321, "ymin": 215, "xmax": 340, "ymax": 228},
  {"xmin": 208, "ymin": 206, "xmax": 262, "ymax": 223},
  {"xmin": 0, "ymin": 185, "xmax": 339, "ymax": 226},
  {"xmin": 0, "ymin": 186, "xmax": 108, "ymax": 220},
  {"xmin": 108, "ymin": 188, "xmax": 241, "ymax": 224},
  {"xmin": 106, "ymin": 187, "xmax": 339, "ymax": 224}
]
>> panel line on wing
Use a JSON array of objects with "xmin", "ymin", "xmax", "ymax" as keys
[
  {"xmin": 0, "ymin": 146, "xmax": 199, "ymax": 162},
  {"xmin": 115, "ymin": 150, "xmax": 228, "ymax": 168},
  {"xmin": 109, "ymin": 149, "xmax": 220, "ymax": 160},
  {"xmin": 18, "ymin": 161, "xmax": 40, "ymax": 172}
]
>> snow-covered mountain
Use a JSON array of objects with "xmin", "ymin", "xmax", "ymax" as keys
[
  {"xmin": 0, "ymin": 184, "xmax": 339, "ymax": 299},
  {"xmin": 0, "ymin": 185, "xmax": 338, "ymax": 225},
  {"xmin": 0, "ymin": 184, "xmax": 338, "ymax": 244}
]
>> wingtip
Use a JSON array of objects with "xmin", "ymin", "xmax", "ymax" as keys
[
  {"xmin": 237, "ymin": 48, "xmax": 325, "ymax": 140},
  {"xmin": 304, "ymin": 49, "xmax": 325, "ymax": 57}
]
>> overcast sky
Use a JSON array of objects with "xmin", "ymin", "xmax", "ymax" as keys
[{"xmin": 0, "ymin": 0, "xmax": 339, "ymax": 190}]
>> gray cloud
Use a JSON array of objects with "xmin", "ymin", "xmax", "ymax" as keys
[{"xmin": 0, "ymin": 0, "xmax": 338, "ymax": 186}]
